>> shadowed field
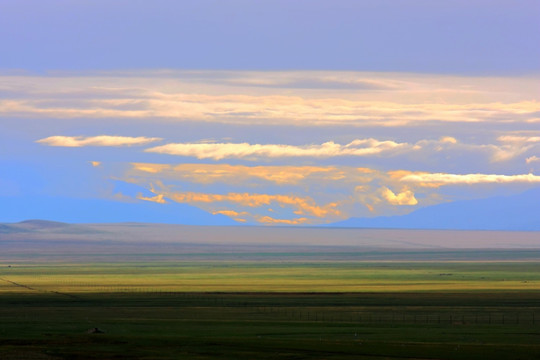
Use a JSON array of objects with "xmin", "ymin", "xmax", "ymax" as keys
[{"xmin": 1, "ymin": 291, "xmax": 540, "ymax": 359}]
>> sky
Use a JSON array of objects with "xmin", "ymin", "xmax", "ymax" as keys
[{"xmin": 1, "ymin": 1, "xmax": 540, "ymax": 226}]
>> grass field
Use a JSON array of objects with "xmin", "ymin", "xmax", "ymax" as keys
[
  {"xmin": 2, "ymin": 261, "xmax": 540, "ymax": 293},
  {"xmin": 1, "ymin": 291, "xmax": 540, "ymax": 359},
  {"xmin": 3, "ymin": 226, "xmax": 540, "ymax": 359},
  {"xmin": 2, "ymin": 260, "xmax": 540, "ymax": 359}
]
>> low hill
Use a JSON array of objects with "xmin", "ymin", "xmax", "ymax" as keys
[{"xmin": 18, "ymin": 219, "xmax": 70, "ymax": 229}]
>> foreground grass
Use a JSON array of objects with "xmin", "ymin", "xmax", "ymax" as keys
[
  {"xmin": 1, "ymin": 292, "xmax": 540, "ymax": 359},
  {"xmin": 4, "ymin": 228, "xmax": 540, "ymax": 359},
  {"xmin": 2, "ymin": 261, "xmax": 540, "ymax": 359}
]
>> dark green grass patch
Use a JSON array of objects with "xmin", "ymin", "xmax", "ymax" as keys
[{"xmin": 2, "ymin": 292, "xmax": 540, "ymax": 359}]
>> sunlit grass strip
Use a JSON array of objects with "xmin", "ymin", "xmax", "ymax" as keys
[{"xmin": 2, "ymin": 261, "xmax": 540, "ymax": 293}]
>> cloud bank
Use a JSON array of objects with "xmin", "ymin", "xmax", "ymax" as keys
[
  {"xmin": 120, "ymin": 161, "xmax": 539, "ymax": 224},
  {"xmin": 7, "ymin": 70, "xmax": 539, "ymax": 226},
  {"xmin": 2, "ymin": 71, "xmax": 539, "ymax": 128}
]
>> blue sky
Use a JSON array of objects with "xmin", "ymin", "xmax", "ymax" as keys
[
  {"xmin": 2, "ymin": 1, "xmax": 539, "ymax": 73},
  {"xmin": 1, "ymin": 1, "xmax": 539, "ymax": 225}
]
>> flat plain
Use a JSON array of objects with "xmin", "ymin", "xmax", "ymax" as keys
[{"xmin": 1, "ymin": 223, "xmax": 540, "ymax": 359}]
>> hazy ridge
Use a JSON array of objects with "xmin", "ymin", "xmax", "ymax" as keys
[
  {"xmin": 330, "ymin": 187, "xmax": 540, "ymax": 231},
  {"xmin": 2, "ymin": 220, "xmax": 539, "ymax": 249}
]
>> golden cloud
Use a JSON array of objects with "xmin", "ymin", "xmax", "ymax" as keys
[
  {"xmin": 162, "ymin": 190, "xmax": 342, "ymax": 218},
  {"xmin": 212, "ymin": 210, "xmax": 248, "ymax": 217},
  {"xmin": 439, "ymin": 136, "xmax": 458, "ymax": 144},
  {"xmin": 256, "ymin": 216, "xmax": 310, "ymax": 225},
  {"xmin": 380, "ymin": 187, "xmax": 418, "ymax": 206},
  {"xmin": 137, "ymin": 193, "xmax": 167, "ymax": 204},
  {"xmin": 131, "ymin": 163, "xmax": 341, "ymax": 185},
  {"xmin": 113, "ymin": 161, "xmax": 540, "ymax": 225}
]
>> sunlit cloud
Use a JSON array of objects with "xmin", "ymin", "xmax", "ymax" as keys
[
  {"xmin": 212, "ymin": 210, "xmax": 249, "ymax": 217},
  {"xmin": 161, "ymin": 190, "xmax": 342, "ymax": 218},
  {"xmin": 497, "ymin": 135, "xmax": 540, "ymax": 144},
  {"xmin": 112, "ymin": 160, "xmax": 540, "ymax": 224},
  {"xmin": 526, "ymin": 156, "xmax": 540, "ymax": 164},
  {"xmin": 490, "ymin": 147, "xmax": 531, "ymax": 163},
  {"xmin": 137, "ymin": 193, "xmax": 167, "ymax": 204},
  {"xmin": 37, "ymin": 135, "xmax": 162, "ymax": 147},
  {"xmin": 145, "ymin": 139, "xmax": 411, "ymax": 160},
  {"xmin": 130, "ymin": 163, "xmax": 336, "ymax": 185},
  {"xmin": 131, "ymin": 163, "xmax": 170, "ymax": 174},
  {"xmin": 142, "ymin": 136, "xmax": 535, "ymax": 166},
  {"xmin": 4, "ymin": 97, "xmax": 538, "ymax": 127},
  {"xmin": 89, "ymin": 161, "xmax": 101, "ymax": 167},
  {"xmin": 490, "ymin": 134, "xmax": 540, "ymax": 162},
  {"xmin": 256, "ymin": 216, "xmax": 310, "ymax": 225},
  {"xmin": 380, "ymin": 187, "xmax": 418, "ymax": 206},
  {"xmin": 408, "ymin": 135, "xmax": 540, "ymax": 164},
  {"xmin": 439, "ymin": 136, "xmax": 458, "ymax": 144},
  {"xmin": 212, "ymin": 210, "xmax": 251, "ymax": 223},
  {"xmin": 400, "ymin": 172, "xmax": 540, "ymax": 185}
]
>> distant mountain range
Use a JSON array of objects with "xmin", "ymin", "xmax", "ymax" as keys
[{"xmin": 329, "ymin": 187, "xmax": 540, "ymax": 231}]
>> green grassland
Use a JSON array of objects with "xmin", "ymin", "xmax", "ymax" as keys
[
  {"xmin": 2, "ymin": 261, "xmax": 540, "ymax": 293},
  {"xmin": 2, "ymin": 260, "xmax": 540, "ymax": 359}
]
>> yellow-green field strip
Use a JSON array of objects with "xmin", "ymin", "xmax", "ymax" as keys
[{"xmin": 2, "ymin": 261, "xmax": 540, "ymax": 293}]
